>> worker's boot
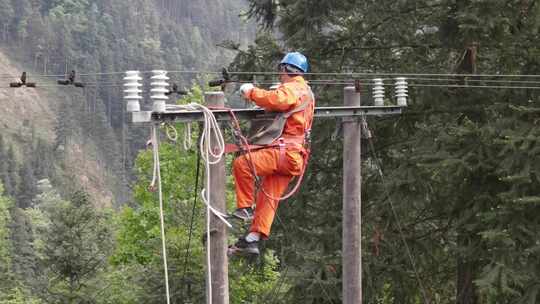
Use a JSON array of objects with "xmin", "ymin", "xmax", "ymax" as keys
[
  {"xmin": 231, "ymin": 207, "xmax": 254, "ymax": 221},
  {"xmin": 228, "ymin": 237, "xmax": 260, "ymax": 256}
]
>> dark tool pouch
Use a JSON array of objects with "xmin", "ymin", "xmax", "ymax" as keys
[{"xmin": 248, "ymin": 88, "xmax": 314, "ymax": 145}]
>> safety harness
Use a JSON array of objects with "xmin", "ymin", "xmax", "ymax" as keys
[{"xmin": 225, "ymin": 86, "xmax": 315, "ymax": 201}]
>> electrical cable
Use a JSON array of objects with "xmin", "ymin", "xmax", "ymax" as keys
[
  {"xmin": 180, "ymin": 146, "xmax": 202, "ymax": 300},
  {"xmin": 5, "ymin": 67, "xmax": 540, "ymax": 93},
  {"xmin": 7, "ymin": 80, "xmax": 540, "ymax": 90},
  {"xmin": 224, "ymin": 70, "xmax": 540, "ymax": 78},
  {"xmin": 0, "ymin": 73, "xmax": 66, "ymax": 79},
  {"xmin": 402, "ymin": 77, "xmax": 540, "ymax": 85},
  {"xmin": 409, "ymin": 83, "xmax": 540, "ymax": 90},
  {"xmin": 362, "ymin": 116, "xmax": 431, "ymax": 304},
  {"xmin": 6, "ymin": 69, "xmax": 540, "ymax": 79}
]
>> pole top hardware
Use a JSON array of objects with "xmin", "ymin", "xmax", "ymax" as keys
[
  {"xmin": 57, "ymin": 70, "xmax": 84, "ymax": 88},
  {"xmin": 208, "ymin": 67, "xmax": 231, "ymax": 90},
  {"xmin": 165, "ymin": 83, "xmax": 188, "ymax": 96},
  {"xmin": 10, "ymin": 72, "xmax": 36, "ymax": 88}
]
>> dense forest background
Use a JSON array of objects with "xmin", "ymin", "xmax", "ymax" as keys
[
  {"xmin": 0, "ymin": 0, "xmax": 254, "ymax": 206},
  {"xmin": 1, "ymin": 0, "xmax": 540, "ymax": 303}
]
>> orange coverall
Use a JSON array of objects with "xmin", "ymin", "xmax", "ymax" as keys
[{"xmin": 233, "ymin": 76, "xmax": 315, "ymax": 238}]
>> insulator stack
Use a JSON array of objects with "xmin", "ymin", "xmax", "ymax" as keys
[
  {"xmin": 150, "ymin": 70, "xmax": 169, "ymax": 112},
  {"xmin": 372, "ymin": 78, "xmax": 385, "ymax": 106},
  {"xmin": 395, "ymin": 77, "xmax": 408, "ymax": 106},
  {"xmin": 123, "ymin": 71, "xmax": 142, "ymax": 112}
]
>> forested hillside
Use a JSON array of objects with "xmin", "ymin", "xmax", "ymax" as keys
[
  {"xmin": 0, "ymin": 0, "xmax": 254, "ymax": 206},
  {"xmin": 228, "ymin": 0, "xmax": 540, "ymax": 303},
  {"xmin": 2, "ymin": 0, "xmax": 540, "ymax": 303},
  {"xmin": 0, "ymin": 49, "xmax": 117, "ymax": 207},
  {"xmin": 0, "ymin": 0, "xmax": 258, "ymax": 302}
]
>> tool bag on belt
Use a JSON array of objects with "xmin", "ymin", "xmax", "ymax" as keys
[
  {"xmin": 225, "ymin": 87, "xmax": 315, "ymax": 154},
  {"xmin": 249, "ymin": 99, "xmax": 311, "ymax": 145}
]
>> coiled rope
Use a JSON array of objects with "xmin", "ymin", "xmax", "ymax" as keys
[{"xmin": 151, "ymin": 102, "xmax": 231, "ymax": 304}]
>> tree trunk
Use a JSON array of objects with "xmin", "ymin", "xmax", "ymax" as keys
[{"xmin": 456, "ymin": 233, "xmax": 478, "ymax": 304}]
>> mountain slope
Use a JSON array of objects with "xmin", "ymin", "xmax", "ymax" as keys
[{"xmin": 0, "ymin": 49, "xmax": 115, "ymax": 206}]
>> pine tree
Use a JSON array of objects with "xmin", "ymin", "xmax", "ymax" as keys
[
  {"xmin": 42, "ymin": 189, "xmax": 113, "ymax": 303},
  {"xmin": 0, "ymin": 182, "xmax": 14, "ymax": 298},
  {"xmin": 0, "ymin": 135, "xmax": 9, "ymax": 196},
  {"xmin": 31, "ymin": 138, "xmax": 53, "ymax": 180},
  {"xmin": 236, "ymin": 0, "xmax": 540, "ymax": 303},
  {"xmin": 7, "ymin": 207, "xmax": 39, "ymax": 296},
  {"xmin": 16, "ymin": 162, "xmax": 37, "ymax": 209},
  {"xmin": 0, "ymin": 0, "xmax": 13, "ymax": 42},
  {"xmin": 5, "ymin": 146, "xmax": 17, "ymax": 197}
]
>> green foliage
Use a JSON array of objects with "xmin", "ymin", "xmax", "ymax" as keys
[
  {"xmin": 229, "ymin": 251, "xmax": 282, "ymax": 303},
  {"xmin": 16, "ymin": 162, "xmax": 37, "ymax": 209},
  {"xmin": 0, "ymin": 182, "xmax": 14, "ymax": 296},
  {"xmin": 112, "ymin": 141, "xmax": 206, "ymax": 302},
  {"xmin": 112, "ymin": 118, "xmax": 282, "ymax": 302},
  {"xmin": 0, "ymin": 143, "xmax": 18, "ymax": 198},
  {"xmin": 0, "ymin": 286, "xmax": 44, "ymax": 304},
  {"xmin": 0, "ymin": 0, "xmax": 258, "ymax": 302},
  {"xmin": 0, "ymin": 0, "xmax": 14, "ymax": 33},
  {"xmin": 233, "ymin": 0, "xmax": 540, "ymax": 303},
  {"xmin": 41, "ymin": 189, "xmax": 114, "ymax": 303},
  {"xmin": 8, "ymin": 207, "xmax": 40, "ymax": 297},
  {"xmin": 1, "ymin": 0, "xmax": 253, "ymax": 205},
  {"xmin": 6, "ymin": 0, "xmax": 540, "ymax": 302}
]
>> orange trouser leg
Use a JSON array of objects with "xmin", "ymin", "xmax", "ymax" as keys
[
  {"xmin": 232, "ymin": 148, "xmax": 298, "ymax": 237},
  {"xmin": 233, "ymin": 149, "xmax": 279, "ymax": 209},
  {"xmin": 250, "ymin": 174, "xmax": 292, "ymax": 237}
]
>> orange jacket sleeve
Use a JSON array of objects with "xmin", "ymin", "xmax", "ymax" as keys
[{"xmin": 249, "ymin": 85, "xmax": 298, "ymax": 112}]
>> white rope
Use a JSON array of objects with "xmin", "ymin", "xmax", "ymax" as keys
[
  {"xmin": 187, "ymin": 102, "xmax": 228, "ymax": 304},
  {"xmin": 150, "ymin": 124, "xmax": 171, "ymax": 304},
  {"xmin": 165, "ymin": 123, "xmax": 178, "ymax": 142},
  {"xmin": 163, "ymin": 122, "xmax": 193, "ymax": 150},
  {"xmin": 184, "ymin": 123, "xmax": 192, "ymax": 150},
  {"xmin": 164, "ymin": 102, "xmax": 231, "ymax": 304},
  {"xmin": 165, "ymin": 103, "xmax": 230, "ymax": 224}
]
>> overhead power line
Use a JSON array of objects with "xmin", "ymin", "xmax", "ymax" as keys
[
  {"xmin": 5, "ymin": 69, "xmax": 540, "ymax": 79},
  {"xmin": 6, "ymin": 81, "xmax": 540, "ymax": 90}
]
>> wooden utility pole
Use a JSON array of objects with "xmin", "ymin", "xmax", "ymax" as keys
[
  {"xmin": 343, "ymin": 86, "xmax": 362, "ymax": 304},
  {"xmin": 205, "ymin": 91, "xmax": 229, "ymax": 304},
  {"xmin": 132, "ymin": 86, "xmax": 405, "ymax": 304}
]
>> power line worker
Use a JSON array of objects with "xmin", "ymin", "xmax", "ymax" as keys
[{"xmin": 229, "ymin": 52, "xmax": 315, "ymax": 256}]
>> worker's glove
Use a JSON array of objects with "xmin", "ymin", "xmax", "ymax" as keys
[{"xmin": 239, "ymin": 83, "xmax": 254, "ymax": 100}]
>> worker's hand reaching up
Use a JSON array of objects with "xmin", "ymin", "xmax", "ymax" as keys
[{"xmin": 239, "ymin": 83, "xmax": 254, "ymax": 100}]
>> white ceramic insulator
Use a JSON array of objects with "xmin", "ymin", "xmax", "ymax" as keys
[
  {"xmin": 372, "ymin": 78, "xmax": 385, "ymax": 106},
  {"xmin": 395, "ymin": 77, "xmax": 408, "ymax": 106},
  {"xmin": 150, "ymin": 70, "xmax": 169, "ymax": 112},
  {"xmin": 124, "ymin": 71, "xmax": 142, "ymax": 112}
]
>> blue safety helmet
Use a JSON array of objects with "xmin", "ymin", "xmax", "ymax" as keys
[{"xmin": 280, "ymin": 52, "xmax": 309, "ymax": 73}]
